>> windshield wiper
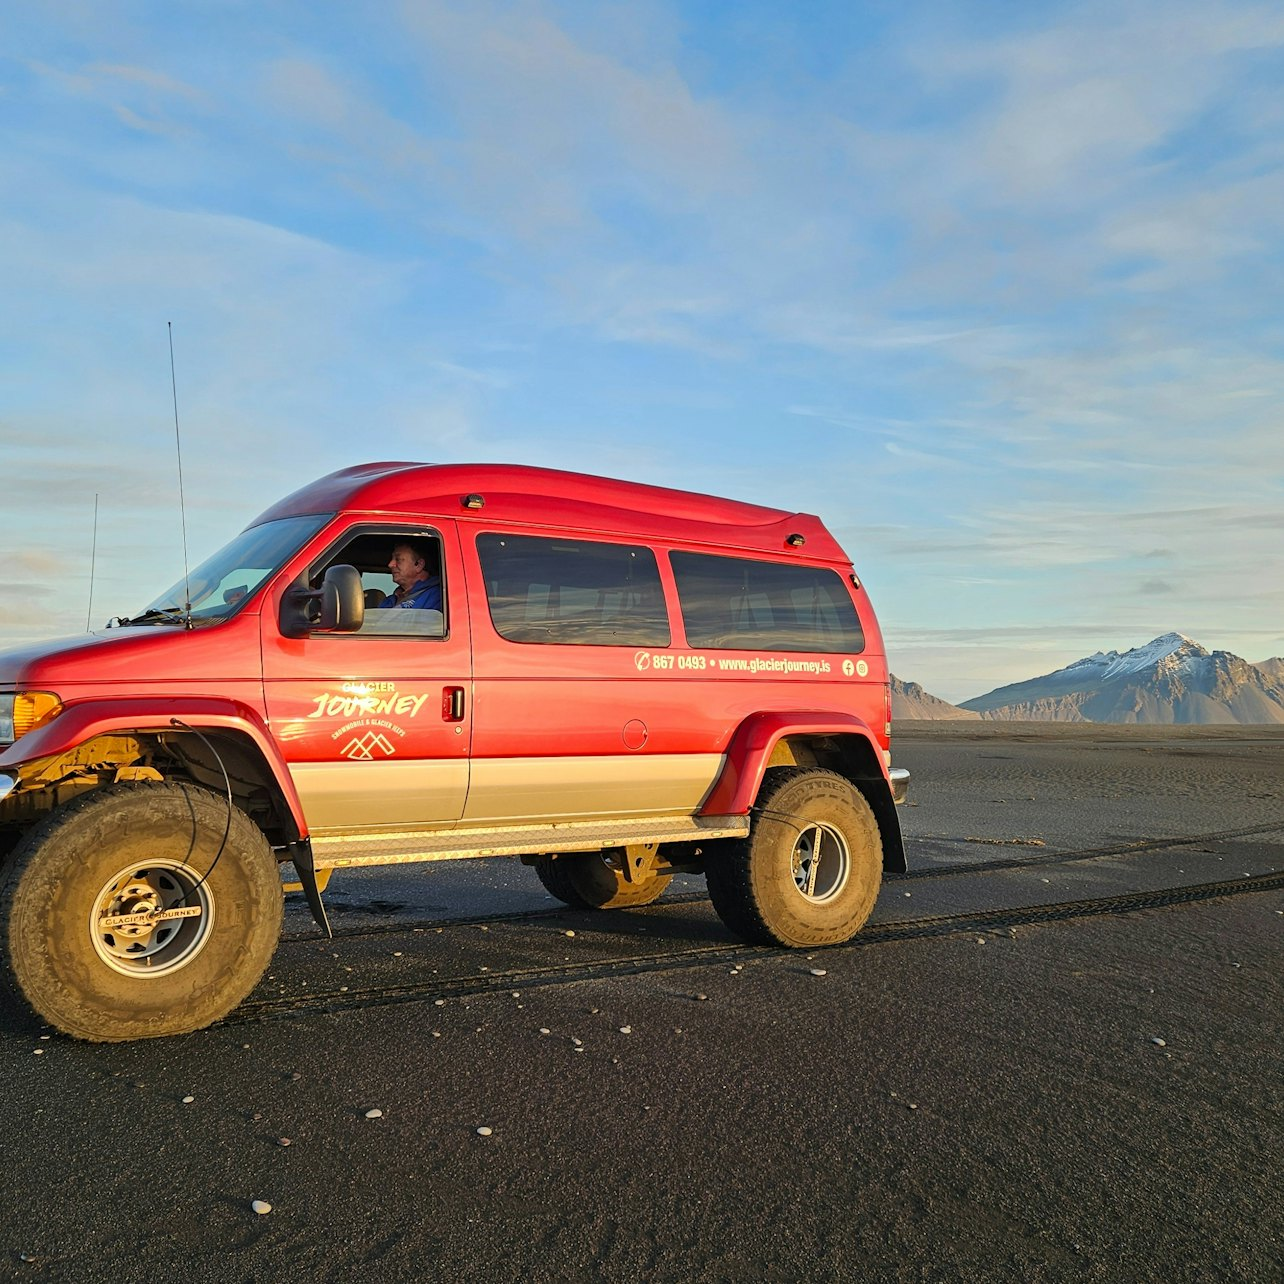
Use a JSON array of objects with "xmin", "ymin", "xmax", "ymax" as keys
[{"xmin": 112, "ymin": 607, "xmax": 188, "ymax": 627}]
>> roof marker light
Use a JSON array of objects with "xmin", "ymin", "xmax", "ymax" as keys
[
  {"xmin": 786, "ymin": 533, "xmax": 806, "ymax": 548},
  {"xmin": 462, "ymin": 494, "xmax": 485, "ymax": 510}
]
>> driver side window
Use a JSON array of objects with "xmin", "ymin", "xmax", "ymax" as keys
[{"xmin": 315, "ymin": 528, "xmax": 447, "ymax": 639}]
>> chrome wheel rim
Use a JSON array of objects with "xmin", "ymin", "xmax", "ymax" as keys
[
  {"xmin": 90, "ymin": 860, "xmax": 215, "ymax": 978},
  {"xmin": 790, "ymin": 823, "xmax": 850, "ymax": 902}
]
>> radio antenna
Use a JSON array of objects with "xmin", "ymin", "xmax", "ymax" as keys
[
  {"xmin": 85, "ymin": 492, "xmax": 99, "ymax": 631},
  {"xmin": 168, "ymin": 321, "xmax": 194, "ymax": 626}
]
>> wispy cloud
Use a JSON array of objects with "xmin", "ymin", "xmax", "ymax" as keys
[{"xmin": 0, "ymin": 0, "xmax": 1281, "ymax": 695}]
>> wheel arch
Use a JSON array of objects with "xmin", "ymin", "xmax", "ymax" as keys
[
  {"xmin": 702, "ymin": 712, "xmax": 906, "ymax": 873},
  {"xmin": 0, "ymin": 698, "xmax": 307, "ymax": 848}
]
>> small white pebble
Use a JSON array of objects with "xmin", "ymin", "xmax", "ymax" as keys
[
  {"xmin": 278, "ymin": 1137, "xmax": 291, "ymax": 1147},
  {"xmin": 695, "ymin": 993, "xmax": 708, "ymax": 1001},
  {"xmin": 339, "ymin": 986, "xmax": 348, "ymax": 992},
  {"xmin": 432, "ymin": 1031, "xmax": 442, "ymax": 1038},
  {"xmin": 32, "ymin": 1049, "xmax": 44, "ymax": 1056},
  {"xmin": 251, "ymin": 1199, "xmax": 272, "ymax": 1215},
  {"xmin": 809, "ymin": 968, "xmax": 827, "ymax": 977},
  {"xmin": 39, "ymin": 1035, "xmax": 50, "ymax": 1041},
  {"xmin": 476, "ymin": 1126, "xmax": 493, "ymax": 1137},
  {"xmin": 1151, "ymin": 1038, "xmax": 1167, "ymax": 1047},
  {"xmin": 182, "ymin": 1095, "xmax": 195, "ymax": 1104},
  {"xmin": 618, "ymin": 1026, "xmax": 632, "ymax": 1035},
  {"xmin": 976, "ymin": 938, "xmax": 987, "ymax": 945},
  {"xmin": 904, "ymin": 892, "xmax": 912, "ymax": 897},
  {"xmin": 539, "ymin": 1028, "xmax": 551, "ymax": 1035},
  {"xmin": 573, "ymin": 1046, "xmax": 585, "ymax": 1053},
  {"xmin": 434, "ymin": 999, "xmax": 446, "ymax": 1007},
  {"xmin": 571, "ymin": 1037, "xmax": 582, "ymax": 1046},
  {"xmin": 365, "ymin": 1108, "xmax": 384, "ymax": 1119},
  {"xmin": 393, "ymin": 952, "xmax": 402, "ymax": 957},
  {"xmin": 511, "ymin": 992, "xmax": 520, "ymax": 998},
  {"xmin": 564, "ymin": 930, "xmax": 576, "ymax": 937}
]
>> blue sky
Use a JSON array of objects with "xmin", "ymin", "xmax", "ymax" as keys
[{"xmin": 2, "ymin": 0, "xmax": 1282, "ymax": 703}]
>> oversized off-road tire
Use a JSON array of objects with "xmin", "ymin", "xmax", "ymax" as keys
[
  {"xmin": 0, "ymin": 782, "xmax": 283, "ymax": 1041},
  {"xmin": 533, "ymin": 851, "xmax": 673, "ymax": 910},
  {"xmin": 706, "ymin": 768, "xmax": 883, "ymax": 948}
]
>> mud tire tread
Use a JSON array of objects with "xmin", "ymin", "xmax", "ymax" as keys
[
  {"xmin": 706, "ymin": 767, "xmax": 882, "ymax": 948},
  {"xmin": 0, "ymin": 781, "xmax": 282, "ymax": 1042},
  {"xmin": 533, "ymin": 852, "xmax": 672, "ymax": 910}
]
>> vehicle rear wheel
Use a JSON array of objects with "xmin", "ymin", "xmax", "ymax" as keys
[
  {"xmin": 533, "ymin": 851, "xmax": 673, "ymax": 910},
  {"xmin": 706, "ymin": 768, "xmax": 882, "ymax": 947},
  {"xmin": 0, "ymin": 782, "xmax": 283, "ymax": 1041}
]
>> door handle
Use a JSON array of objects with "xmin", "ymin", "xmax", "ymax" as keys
[{"xmin": 442, "ymin": 686, "xmax": 466, "ymax": 722}]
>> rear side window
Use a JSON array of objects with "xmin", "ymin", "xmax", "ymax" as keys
[
  {"xmin": 671, "ymin": 552, "xmax": 865, "ymax": 653},
  {"xmin": 477, "ymin": 534, "xmax": 670, "ymax": 647}
]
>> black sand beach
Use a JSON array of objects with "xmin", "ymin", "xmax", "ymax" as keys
[{"xmin": 2, "ymin": 726, "xmax": 1280, "ymax": 1283}]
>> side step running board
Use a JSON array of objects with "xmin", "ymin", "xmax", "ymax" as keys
[{"xmin": 307, "ymin": 814, "xmax": 750, "ymax": 870}]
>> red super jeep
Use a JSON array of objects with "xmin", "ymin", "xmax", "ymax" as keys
[{"xmin": 0, "ymin": 463, "xmax": 909, "ymax": 1040}]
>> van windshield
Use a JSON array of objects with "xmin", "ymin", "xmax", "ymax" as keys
[{"xmin": 125, "ymin": 514, "xmax": 330, "ymax": 626}]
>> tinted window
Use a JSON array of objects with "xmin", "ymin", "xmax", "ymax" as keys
[
  {"xmin": 671, "ymin": 552, "xmax": 864, "ymax": 653},
  {"xmin": 478, "ymin": 534, "xmax": 669, "ymax": 646}
]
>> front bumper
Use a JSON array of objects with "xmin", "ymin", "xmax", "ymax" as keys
[{"xmin": 889, "ymin": 767, "xmax": 910, "ymax": 805}]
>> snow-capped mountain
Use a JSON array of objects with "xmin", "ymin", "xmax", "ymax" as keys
[
  {"xmin": 959, "ymin": 633, "xmax": 1284, "ymax": 724},
  {"xmin": 890, "ymin": 675, "xmax": 980, "ymax": 720}
]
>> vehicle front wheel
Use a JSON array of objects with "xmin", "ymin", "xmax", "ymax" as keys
[
  {"xmin": 0, "ymin": 782, "xmax": 283, "ymax": 1041},
  {"xmin": 706, "ymin": 768, "xmax": 883, "ymax": 948},
  {"xmin": 533, "ymin": 851, "xmax": 673, "ymax": 910}
]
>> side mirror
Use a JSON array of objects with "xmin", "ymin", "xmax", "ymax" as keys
[
  {"xmin": 319, "ymin": 564, "xmax": 363, "ymax": 631},
  {"xmin": 279, "ymin": 565, "xmax": 366, "ymax": 638}
]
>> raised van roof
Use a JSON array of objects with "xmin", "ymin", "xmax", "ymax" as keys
[{"xmin": 252, "ymin": 462, "xmax": 851, "ymax": 563}]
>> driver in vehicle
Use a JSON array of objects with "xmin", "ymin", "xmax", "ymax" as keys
[{"xmin": 381, "ymin": 541, "xmax": 442, "ymax": 611}]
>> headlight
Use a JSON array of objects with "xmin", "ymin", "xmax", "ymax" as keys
[{"xmin": 0, "ymin": 692, "xmax": 63, "ymax": 744}]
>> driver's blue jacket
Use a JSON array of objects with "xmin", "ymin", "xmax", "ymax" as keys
[{"xmin": 379, "ymin": 577, "xmax": 442, "ymax": 611}]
